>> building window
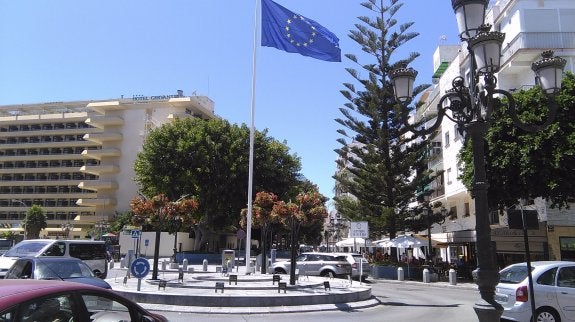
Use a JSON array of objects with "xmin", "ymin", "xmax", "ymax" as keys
[
  {"xmin": 559, "ymin": 237, "xmax": 575, "ymax": 261},
  {"xmin": 454, "ymin": 124, "xmax": 463, "ymax": 141},
  {"xmin": 464, "ymin": 202, "xmax": 470, "ymax": 217},
  {"xmin": 446, "ymin": 168, "xmax": 452, "ymax": 185},
  {"xmin": 449, "ymin": 206, "xmax": 457, "ymax": 220},
  {"xmin": 489, "ymin": 210, "xmax": 500, "ymax": 225},
  {"xmin": 445, "ymin": 131, "xmax": 450, "ymax": 147}
]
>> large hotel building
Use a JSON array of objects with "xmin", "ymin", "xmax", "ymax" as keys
[{"xmin": 0, "ymin": 91, "xmax": 215, "ymax": 239}]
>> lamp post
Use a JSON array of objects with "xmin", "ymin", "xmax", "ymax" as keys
[
  {"xmin": 61, "ymin": 222, "xmax": 73, "ymax": 239},
  {"xmin": 325, "ymin": 214, "xmax": 344, "ymax": 252},
  {"xmin": 11, "ymin": 199, "xmax": 28, "ymax": 240},
  {"xmin": 391, "ymin": 1, "xmax": 566, "ymax": 320},
  {"xmin": 95, "ymin": 221, "xmax": 110, "ymax": 240}
]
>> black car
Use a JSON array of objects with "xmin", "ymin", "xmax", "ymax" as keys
[{"xmin": 4, "ymin": 257, "xmax": 111, "ymax": 289}]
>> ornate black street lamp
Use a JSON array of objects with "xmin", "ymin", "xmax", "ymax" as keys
[{"xmin": 391, "ymin": 1, "xmax": 566, "ymax": 320}]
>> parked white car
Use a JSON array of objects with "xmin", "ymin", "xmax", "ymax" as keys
[
  {"xmin": 336, "ymin": 253, "xmax": 370, "ymax": 281},
  {"xmin": 495, "ymin": 261, "xmax": 575, "ymax": 322},
  {"xmin": 268, "ymin": 252, "xmax": 352, "ymax": 278}
]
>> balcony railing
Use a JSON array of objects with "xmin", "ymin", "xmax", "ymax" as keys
[{"xmin": 501, "ymin": 32, "xmax": 575, "ymax": 65}]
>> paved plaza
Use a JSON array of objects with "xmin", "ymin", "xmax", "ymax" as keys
[{"xmin": 105, "ymin": 258, "xmax": 474, "ymax": 314}]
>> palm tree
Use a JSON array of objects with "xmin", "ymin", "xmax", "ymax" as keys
[{"xmin": 23, "ymin": 205, "xmax": 47, "ymax": 239}]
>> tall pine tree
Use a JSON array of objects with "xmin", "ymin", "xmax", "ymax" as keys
[{"xmin": 334, "ymin": 0, "xmax": 437, "ymax": 240}]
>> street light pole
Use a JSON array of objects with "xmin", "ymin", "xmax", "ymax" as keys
[
  {"xmin": 12, "ymin": 199, "xmax": 28, "ymax": 240},
  {"xmin": 390, "ymin": 2, "xmax": 566, "ymax": 319}
]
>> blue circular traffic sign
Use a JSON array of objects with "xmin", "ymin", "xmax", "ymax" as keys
[{"xmin": 130, "ymin": 257, "xmax": 150, "ymax": 279}]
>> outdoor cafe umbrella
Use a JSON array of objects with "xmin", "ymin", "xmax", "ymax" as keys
[
  {"xmin": 379, "ymin": 234, "xmax": 426, "ymax": 248},
  {"xmin": 378, "ymin": 234, "xmax": 426, "ymax": 279},
  {"xmin": 335, "ymin": 237, "xmax": 374, "ymax": 248}
]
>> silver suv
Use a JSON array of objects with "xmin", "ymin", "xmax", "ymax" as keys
[
  {"xmin": 269, "ymin": 252, "xmax": 352, "ymax": 278},
  {"xmin": 337, "ymin": 253, "xmax": 370, "ymax": 281}
]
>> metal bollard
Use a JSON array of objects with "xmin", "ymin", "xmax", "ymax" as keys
[
  {"xmin": 423, "ymin": 268, "xmax": 430, "ymax": 283},
  {"xmin": 182, "ymin": 259, "xmax": 188, "ymax": 271},
  {"xmin": 397, "ymin": 267, "xmax": 404, "ymax": 281},
  {"xmin": 203, "ymin": 259, "xmax": 208, "ymax": 271},
  {"xmin": 109, "ymin": 260, "xmax": 114, "ymax": 269},
  {"xmin": 161, "ymin": 260, "xmax": 167, "ymax": 271},
  {"xmin": 449, "ymin": 268, "xmax": 457, "ymax": 285},
  {"xmin": 120, "ymin": 257, "xmax": 125, "ymax": 269}
]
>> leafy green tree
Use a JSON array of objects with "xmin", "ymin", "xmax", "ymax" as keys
[
  {"xmin": 134, "ymin": 117, "xmax": 302, "ymax": 250},
  {"xmin": 403, "ymin": 201, "xmax": 447, "ymax": 235},
  {"xmin": 459, "ymin": 72, "xmax": 575, "ymax": 210},
  {"xmin": 0, "ymin": 231, "xmax": 20, "ymax": 243},
  {"xmin": 109, "ymin": 211, "xmax": 132, "ymax": 234},
  {"xmin": 130, "ymin": 194, "xmax": 199, "ymax": 280},
  {"xmin": 272, "ymin": 190, "xmax": 328, "ymax": 284},
  {"xmin": 23, "ymin": 205, "xmax": 47, "ymax": 239},
  {"xmin": 334, "ymin": 0, "xmax": 436, "ymax": 240},
  {"xmin": 240, "ymin": 191, "xmax": 279, "ymax": 274}
]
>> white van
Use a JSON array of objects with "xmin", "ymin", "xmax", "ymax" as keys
[{"xmin": 0, "ymin": 239, "xmax": 108, "ymax": 279}]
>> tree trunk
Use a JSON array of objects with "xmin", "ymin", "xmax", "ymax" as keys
[
  {"xmin": 260, "ymin": 226, "xmax": 268, "ymax": 274},
  {"xmin": 151, "ymin": 229, "xmax": 161, "ymax": 280}
]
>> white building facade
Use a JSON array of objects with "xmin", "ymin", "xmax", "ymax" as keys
[
  {"xmin": 0, "ymin": 90, "xmax": 215, "ymax": 239},
  {"xmin": 424, "ymin": 0, "xmax": 575, "ymax": 265}
]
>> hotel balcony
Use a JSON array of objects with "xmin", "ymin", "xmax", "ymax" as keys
[
  {"xmin": 77, "ymin": 181, "xmax": 118, "ymax": 192},
  {"xmin": 81, "ymin": 148, "xmax": 121, "ymax": 160},
  {"xmin": 501, "ymin": 32, "xmax": 575, "ymax": 72},
  {"xmin": 79, "ymin": 165, "xmax": 119, "ymax": 175},
  {"xmin": 85, "ymin": 116, "xmax": 124, "ymax": 129},
  {"xmin": 75, "ymin": 198, "xmax": 116, "ymax": 207},
  {"xmin": 86, "ymin": 101, "xmax": 126, "ymax": 115},
  {"xmin": 82, "ymin": 132, "xmax": 122, "ymax": 144}
]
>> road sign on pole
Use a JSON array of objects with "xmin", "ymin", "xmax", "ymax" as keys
[
  {"xmin": 131, "ymin": 230, "xmax": 141, "ymax": 239},
  {"xmin": 130, "ymin": 257, "xmax": 150, "ymax": 291},
  {"xmin": 349, "ymin": 221, "xmax": 369, "ymax": 238}
]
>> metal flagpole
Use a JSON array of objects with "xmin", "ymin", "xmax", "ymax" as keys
[{"xmin": 245, "ymin": 0, "xmax": 260, "ymax": 274}]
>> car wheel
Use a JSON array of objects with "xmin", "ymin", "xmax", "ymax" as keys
[
  {"xmin": 320, "ymin": 270, "xmax": 334, "ymax": 278},
  {"xmin": 535, "ymin": 307, "xmax": 560, "ymax": 322}
]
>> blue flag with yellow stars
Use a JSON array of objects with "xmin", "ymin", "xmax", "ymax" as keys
[{"xmin": 261, "ymin": 0, "xmax": 341, "ymax": 62}]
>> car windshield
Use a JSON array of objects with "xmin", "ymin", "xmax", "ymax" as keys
[
  {"xmin": 499, "ymin": 265, "xmax": 528, "ymax": 284},
  {"xmin": 4, "ymin": 241, "xmax": 51, "ymax": 257},
  {"xmin": 37, "ymin": 260, "xmax": 94, "ymax": 279}
]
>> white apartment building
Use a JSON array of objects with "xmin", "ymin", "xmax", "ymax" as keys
[
  {"xmin": 424, "ymin": 0, "xmax": 575, "ymax": 264},
  {"xmin": 0, "ymin": 90, "xmax": 215, "ymax": 239}
]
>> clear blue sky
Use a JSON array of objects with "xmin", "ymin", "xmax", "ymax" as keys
[{"xmin": 0, "ymin": 1, "xmax": 459, "ymax": 207}]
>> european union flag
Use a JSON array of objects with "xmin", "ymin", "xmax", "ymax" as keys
[{"xmin": 261, "ymin": 0, "xmax": 341, "ymax": 62}]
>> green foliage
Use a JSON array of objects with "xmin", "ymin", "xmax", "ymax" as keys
[
  {"xmin": 0, "ymin": 231, "xmax": 20, "ymax": 242},
  {"xmin": 334, "ymin": 0, "xmax": 436, "ymax": 239},
  {"xmin": 458, "ymin": 72, "xmax": 575, "ymax": 209},
  {"xmin": 134, "ymin": 117, "xmax": 302, "ymax": 233},
  {"xmin": 23, "ymin": 205, "xmax": 47, "ymax": 239},
  {"xmin": 402, "ymin": 202, "xmax": 448, "ymax": 232},
  {"xmin": 109, "ymin": 211, "xmax": 132, "ymax": 234}
]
